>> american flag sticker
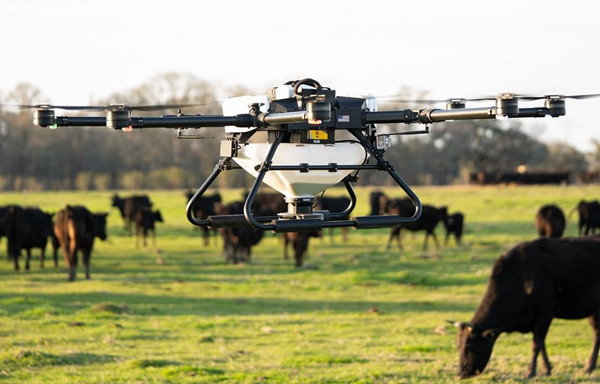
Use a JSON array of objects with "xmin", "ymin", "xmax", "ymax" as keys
[{"xmin": 337, "ymin": 115, "xmax": 350, "ymax": 123}]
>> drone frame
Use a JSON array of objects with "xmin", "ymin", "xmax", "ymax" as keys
[{"xmin": 28, "ymin": 78, "xmax": 570, "ymax": 233}]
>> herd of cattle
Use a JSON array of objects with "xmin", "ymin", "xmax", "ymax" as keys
[
  {"xmin": 3, "ymin": 191, "xmax": 600, "ymax": 378},
  {"xmin": 187, "ymin": 190, "xmax": 465, "ymax": 267},
  {"xmin": 0, "ymin": 189, "xmax": 468, "ymax": 278},
  {"xmin": 0, "ymin": 194, "xmax": 163, "ymax": 281}
]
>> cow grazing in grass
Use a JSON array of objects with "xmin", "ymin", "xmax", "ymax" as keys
[
  {"xmin": 134, "ymin": 207, "xmax": 163, "ymax": 247},
  {"xmin": 3, "ymin": 206, "xmax": 55, "ymax": 271},
  {"xmin": 381, "ymin": 197, "xmax": 447, "ymax": 250},
  {"xmin": 444, "ymin": 212, "xmax": 464, "ymax": 245},
  {"xmin": 111, "ymin": 194, "xmax": 152, "ymax": 235},
  {"xmin": 316, "ymin": 196, "xmax": 351, "ymax": 243},
  {"xmin": 452, "ymin": 236, "xmax": 600, "ymax": 378},
  {"xmin": 535, "ymin": 204, "xmax": 566, "ymax": 238},
  {"xmin": 186, "ymin": 190, "xmax": 222, "ymax": 246},
  {"xmin": 572, "ymin": 200, "xmax": 600, "ymax": 236},
  {"xmin": 54, "ymin": 205, "xmax": 108, "ymax": 281}
]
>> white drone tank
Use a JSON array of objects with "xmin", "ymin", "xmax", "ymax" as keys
[{"xmin": 222, "ymin": 85, "xmax": 369, "ymax": 199}]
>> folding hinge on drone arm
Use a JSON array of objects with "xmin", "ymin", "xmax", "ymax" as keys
[{"xmin": 31, "ymin": 78, "xmax": 568, "ymax": 233}]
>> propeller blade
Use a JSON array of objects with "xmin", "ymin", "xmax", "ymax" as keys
[
  {"xmin": 0, "ymin": 102, "xmax": 213, "ymax": 112},
  {"xmin": 0, "ymin": 103, "xmax": 107, "ymax": 111},
  {"xmin": 513, "ymin": 93, "xmax": 600, "ymax": 101}
]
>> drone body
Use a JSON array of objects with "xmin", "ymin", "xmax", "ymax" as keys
[{"xmin": 24, "ymin": 78, "xmax": 583, "ymax": 232}]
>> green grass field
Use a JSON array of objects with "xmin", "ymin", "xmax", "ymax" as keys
[{"xmin": 1, "ymin": 185, "xmax": 599, "ymax": 383}]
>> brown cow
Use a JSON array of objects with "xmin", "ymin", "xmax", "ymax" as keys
[{"xmin": 54, "ymin": 205, "xmax": 108, "ymax": 281}]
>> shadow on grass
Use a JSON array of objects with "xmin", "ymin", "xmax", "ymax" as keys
[
  {"xmin": 2, "ymin": 350, "xmax": 115, "ymax": 368},
  {"xmin": 0, "ymin": 291, "xmax": 477, "ymax": 317}
]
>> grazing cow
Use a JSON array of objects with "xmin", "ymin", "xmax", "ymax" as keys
[
  {"xmin": 283, "ymin": 231, "xmax": 321, "ymax": 267},
  {"xmin": 111, "ymin": 194, "xmax": 152, "ymax": 235},
  {"xmin": 54, "ymin": 205, "xmax": 108, "ymax": 281},
  {"xmin": 3, "ymin": 206, "xmax": 55, "ymax": 271},
  {"xmin": 382, "ymin": 198, "xmax": 447, "ymax": 250},
  {"xmin": 186, "ymin": 190, "xmax": 222, "ymax": 246},
  {"xmin": 214, "ymin": 201, "xmax": 264, "ymax": 264},
  {"xmin": 572, "ymin": 200, "xmax": 600, "ymax": 236},
  {"xmin": 535, "ymin": 204, "xmax": 566, "ymax": 238},
  {"xmin": 316, "ymin": 196, "xmax": 351, "ymax": 243},
  {"xmin": 134, "ymin": 207, "xmax": 163, "ymax": 247},
  {"xmin": 444, "ymin": 212, "xmax": 464, "ymax": 245},
  {"xmin": 452, "ymin": 236, "xmax": 600, "ymax": 378}
]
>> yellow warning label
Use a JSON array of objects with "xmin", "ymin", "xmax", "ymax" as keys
[{"xmin": 308, "ymin": 130, "xmax": 328, "ymax": 140}]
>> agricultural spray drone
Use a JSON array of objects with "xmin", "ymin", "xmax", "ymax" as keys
[{"xmin": 20, "ymin": 78, "xmax": 596, "ymax": 232}]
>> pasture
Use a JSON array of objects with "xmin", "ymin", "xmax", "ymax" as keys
[{"xmin": 0, "ymin": 185, "xmax": 599, "ymax": 383}]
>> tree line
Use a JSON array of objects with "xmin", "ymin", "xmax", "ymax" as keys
[{"xmin": 0, "ymin": 72, "xmax": 597, "ymax": 191}]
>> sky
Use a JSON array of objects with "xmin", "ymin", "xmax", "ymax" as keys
[{"xmin": 2, "ymin": 0, "xmax": 600, "ymax": 151}]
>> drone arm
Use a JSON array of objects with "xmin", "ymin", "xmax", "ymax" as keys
[
  {"xmin": 418, "ymin": 107, "xmax": 496, "ymax": 124},
  {"xmin": 362, "ymin": 108, "xmax": 495, "ymax": 125},
  {"xmin": 363, "ymin": 110, "xmax": 420, "ymax": 124},
  {"xmin": 36, "ymin": 116, "xmax": 107, "ymax": 127},
  {"xmin": 128, "ymin": 115, "xmax": 255, "ymax": 129},
  {"xmin": 258, "ymin": 111, "xmax": 308, "ymax": 125}
]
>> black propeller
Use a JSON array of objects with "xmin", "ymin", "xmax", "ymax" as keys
[
  {"xmin": 0, "ymin": 102, "xmax": 213, "ymax": 112},
  {"xmin": 377, "ymin": 92, "xmax": 600, "ymax": 104}
]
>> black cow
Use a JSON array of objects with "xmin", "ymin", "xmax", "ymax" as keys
[
  {"xmin": 382, "ymin": 197, "xmax": 447, "ymax": 250},
  {"xmin": 214, "ymin": 201, "xmax": 264, "ymax": 264},
  {"xmin": 111, "ymin": 194, "xmax": 152, "ymax": 235},
  {"xmin": 134, "ymin": 207, "xmax": 163, "ymax": 247},
  {"xmin": 535, "ymin": 204, "xmax": 566, "ymax": 238},
  {"xmin": 453, "ymin": 236, "xmax": 600, "ymax": 378},
  {"xmin": 572, "ymin": 200, "xmax": 600, "ymax": 236},
  {"xmin": 186, "ymin": 190, "xmax": 222, "ymax": 246},
  {"xmin": 247, "ymin": 191, "xmax": 287, "ymax": 216},
  {"xmin": 444, "ymin": 212, "xmax": 464, "ymax": 245},
  {"xmin": 369, "ymin": 190, "xmax": 386, "ymax": 216},
  {"xmin": 0, "ymin": 205, "xmax": 14, "ymax": 259},
  {"xmin": 283, "ymin": 231, "xmax": 320, "ymax": 267},
  {"xmin": 3, "ymin": 206, "xmax": 55, "ymax": 271},
  {"xmin": 54, "ymin": 205, "xmax": 108, "ymax": 281},
  {"xmin": 316, "ymin": 196, "xmax": 351, "ymax": 243}
]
